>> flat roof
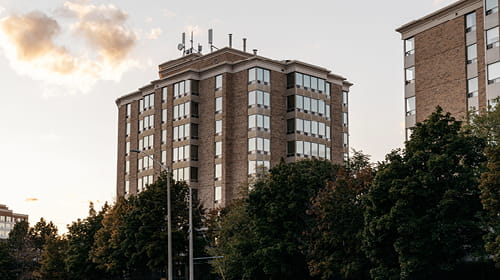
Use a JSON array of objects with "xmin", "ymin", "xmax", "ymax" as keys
[{"xmin": 396, "ymin": 0, "xmax": 477, "ymax": 34}]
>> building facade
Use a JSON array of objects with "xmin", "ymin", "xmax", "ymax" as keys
[
  {"xmin": 397, "ymin": 0, "xmax": 500, "ymax": 139},
  {"xmin": 0, "ymin": 204, "xmax": 28, "ymax": 239},
  {"xmin": 116, "ymin": 47, "xmax": 351, "ymax": 208}
]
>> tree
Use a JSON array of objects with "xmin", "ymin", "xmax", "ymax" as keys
[
  {"xmin": 65, "ymin": 202, "xmax": 109, "ymax": 280},
  {"xmin": 466, "ymin": 99, "xmax": 499, "ymax": 146},
  {"xmin": 479, "ymin": 144, "xmax": 500, "ymax": 267},
  {"xmin": 29, "ymin": 218, "xmax": 59, "ymax": 279},
  {"xmin": 0, "ymin": 240, "xmax": 16, "ymax": 280},
  {"xmin": 39, "ymin": 237, "xmax": 67, "ymax": 280},
  {"xmin": 364, "ymin": 108, "xmax": 488, "ymax": 279},
  {"xmin": 306, "ymin": 150, "xmax": 374, "ymax": 280},
  {"xmin": 209, "ymin": 159, "xmax": 339, "ymax": 279},
  {"xmin": 91, "ymin": 172, "xmax": 206, "ymax": 278},
  {"xmin": 8, "ymin": 220, "xmax": 37, "ymax": 280}
]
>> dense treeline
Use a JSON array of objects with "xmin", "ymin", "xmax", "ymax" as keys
[
  {"xmin": 0, "ymin": 176, "xmax": 210, "ymax": 280},
  {"xmin": 0, "ymin": 107, "xmax": 498, "ymax": 280},
  {"xmin": 207, "ymin": 107, "xmax": 499, "ymax": 280}
]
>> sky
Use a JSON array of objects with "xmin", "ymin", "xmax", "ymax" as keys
[{"xmin": 0, "ymin": 0, "xmax": 457, "ymax": 233}]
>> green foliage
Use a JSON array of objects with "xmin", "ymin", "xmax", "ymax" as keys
[
  {"xmin": 466, "ymin": 100, "xmax": 500, "ymax": 146},
  {"xmin": 65, "ymin": 203, "xmax": 109, "ymax": 280},
  {"xmin": 0, "ymin": 240, "xmax": 16, "ymax": 280},
  {"xmin": 209, "ymin": 159, "xmax": 339, "ymax": 279},
  {"xmin": 479, "ymin": 145, "xmax": 500, "ymax": 267},
  {"xmin": 364, "ymin": 108, "xmax": 488, "ymax": 279},
  {"xmin": 91, "ymin": 172, "xmax": 206, "ymax": 278},
  {"xmin": 307, "ymin": 150, "xmax": 374, "ymax": 280},
  {"xmin": 40, "ymin": 237, "xmax": 68, "ymax": 280},
  {"xmin": 8, "ymin": 220, "xmax": 38, "ymax": 280}
]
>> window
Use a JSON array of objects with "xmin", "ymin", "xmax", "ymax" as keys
[
  {"xmin": 342, "ymin": 91, "xmax": 348, "ymax": 106},
  {"xmin": 406, "ymin": 128, "xmax": 413, "ymax": 141},
  {"xmin": 486, "ymin": 0, "xmax": 498, "ymax": 15},
  {"xmin": 406, "ymin": 96, "xmax": 416, "ymax": 116},
  {"xmin": 248, "ymin": 90, "xmax": 270, "ymax": 107},
  {"xmin": 304, "ymin": 96, "xmax": 311, "ymax": 111},
  {"xmin": 465, "ymin": 12, "xmax": 476, "ymax": 32},
  {"xmin": 215, "ymin": 75, "xmax": 223, "ymax": 90},
  {"xmin": 287, "ymin": 119, "xmax": 295, "ymax": 134},
  {"xmin": 139, "ymin": 134, "xmax": 154, "ymax": 150},
  {"xmin": 173, "ymin": 80, "xmax": 192, "ymax": 98},
  {"xmin": 487, "ymin": 27, "xmax": 499, "ymax": 49},
  {"xmin": 405, "ymin": 37, "xmax": 414, "ymax": 56},
  {"xmin": 138, "ymin": 155, "xmax": 154, "ymax": 171},
  {"xmin": 248, "ymin": 114, "xmax": 270, "ymax": 130},
  {"xmin": 311, "ymin": 98, "xmax": 318, "ymax": 114},
  {"xmin": 215, "ymin": 141, "xmax": 222, "ymax": 157},
  {"xmin": 248, "ymin": 67, "xmax": 270, "ymax": 84},
  {"xmin": 296, "ymin": 72, "xmax": 303, "ymax": 87},
  {"xmin": 467, "ymin": 78, "xmax": 478, "ymax": 97},
  {"xmin": 126, "ymin": 103, "xmax": 131, "ymax": 117},
  {"xmin": 173, "ymin": 145, "xmax": 190, "ymax": 162},
  {"xmin": 140, "ymin": 94, "xmax": 154, "ymax": 112},
  {"xmin": 287, "ymin": 141, "xmax": 295, "ymax": 155},
  {"xmin": 126, "ymin": 123, "xmax": 130, "ymax": 136},
  {"xmin": 215, "ymin": 164, "xmax": 222, "ymax": 179},
  {"xmin": 214, "ymin": 185, "xmax": 222, "ymax": 203},
  {"xmin": 162, "ymin": 129, "xmax": 167, "ymax": 144},
  {"xmin": 248, "ymin": 137, "xmax": 270, "ymax": 153},
  {"xmin": 325, "ymin": 104, "xmax": 330, "ymax": 119},
  {"xmin": 215, "ymin": 120, "xmax": 222, "ymax": 134},
  {"xmin": 488, "ymin": 61, "xmax": 500, "ymax": 83},
  {"xmin": 343, "ymin": 112, "xmax": 348, "ymax": 127},
  {"xmin": 405, "ymin": 67, "xmax": 415, "ymax": 84},
  {"xmin": 326, "ymin": 82, "xmax": 331, "ymax": 98},
  {"xmin": 304, "ymin": 75, "xmax": 311, "ymax": 88},
  {"xmin": 173, "ymin": 167, "xmax": 190, "ymax": 182},
  {"xmin": 173, "ymin": 102, "xmax": 195, "ymax": 120},
  {"xmin": 343, "ymin": 133, "xmax": 349, "ymax": 147},
  {"xmin": 466, "ymin": 44, "xmax": 477, "ymax": 64},
  {"xmin": 296, "ymin": 95, "xmax": 303, "ymax": 110},
  {"xmin": 162, "ymin": 109, "xmax": 167, "ymax": 123},
  {"xmin": 139, "ymin": 115, "xmax": 154, "ymax": 132},
  {"xmin": 162, "ymin": 150, "xmax": 166, "ymax": 164},
  {"xmin": 125, "ymin": 180, "xmax": 130, "ymax": 194},
  {"xmin": 248, "ymin": 160, "xmax": 270, "ymax": 175},
  {"xmin": 173, "ymin": 123, "xmax": 190, "ymax": 141},
  {"xmin": 162, "ymin": 87, "xmax": 167, "ymax": 102},
  {"xmin": 311, "ymin": 76, "xmax": 318, "ymax": 91},
  {"xmin": 125, "ymin": 160, "xmax": 129, "ymax": 174},
  {"xmin": 215, "ymin": 97, "xmax": 223, "ymax": 113}
]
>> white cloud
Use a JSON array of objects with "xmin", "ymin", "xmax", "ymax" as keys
[
  {"xmin": 0, "ymin": 1, "xmax": 138, "ymax": 95},
  {"xmin": 147, "ymin": 28, "xmax": 162, "ymax": 40},
  {"xmin": 0, "ymin": 6, "xmax": 5, "ymax": 15}
]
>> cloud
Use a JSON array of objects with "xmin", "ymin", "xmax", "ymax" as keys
[
  {"xmin": 147, "ymin": 28, "xmax": 162, "ymax": 40},
  {"xmin": 145, "ymin": 16, "xmax": 153, "ymax": 23},
  {"xmin": 0, "ymin": 6, "xmax": 4, "ymax": 15},
  {"xmin": 25, "ymin": 198, "xmax": 39, "ymax": 202},
  {"xmin": 62, "ymin": 1, "xmax": 136, "ymax": 64},
  {"xmin": 0, "ymin": 1, "xmax": 138, "ymax": 95}
]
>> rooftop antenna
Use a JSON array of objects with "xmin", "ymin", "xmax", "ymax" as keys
[
  {"xmin": 208, "ymin": 29, "xmax": 218, "ymax": 52},
  {"xmin": 190, "ymin": 31, "xmax": 194, "ymax": 54},
  {"xmin": 178, "ymin": 32, "xmax": 186, "ymax": 55}
]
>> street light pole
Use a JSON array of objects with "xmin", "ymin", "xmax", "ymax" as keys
[
  {"xmin": 189, "ymin": 186, "xmax": 193, "ymax": 280},
  {"xmin": 131, "ymin": 150, "xmax": 172, "ymax": 280}
]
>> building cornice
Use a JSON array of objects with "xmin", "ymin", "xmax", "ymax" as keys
[{"xmin": 396, "ymin": 0, "xmax": 481, "ymax": 37}]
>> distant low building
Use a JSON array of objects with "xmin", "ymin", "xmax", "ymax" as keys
[{"xmin": 0, "ymin": 204, "xmax": 28, "ymax": 239}]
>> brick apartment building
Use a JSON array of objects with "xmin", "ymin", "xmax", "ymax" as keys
[
  {"xmin": 397, "ymin": 0, "xmax": 500, "ymax": 139},
  {"xmin": 0, "ymin": 204, "xmax": 28, "ymax": 239},
  {"xmin": 116, "ymin": 47, "xmax": 351, "ymax": 208}
]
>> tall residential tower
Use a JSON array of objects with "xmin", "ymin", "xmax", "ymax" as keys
[
  {"xmin": 397, "ymin": 0, "xmax": 500, "ymax": 139},
  {"xmin": 116, "ymin": 47, "xmax": 351, "ymax": 208}
]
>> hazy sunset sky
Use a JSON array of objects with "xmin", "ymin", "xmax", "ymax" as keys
[{"xmin": 0, "ymin": 0, "xmax": 457, "ymax": 233}]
